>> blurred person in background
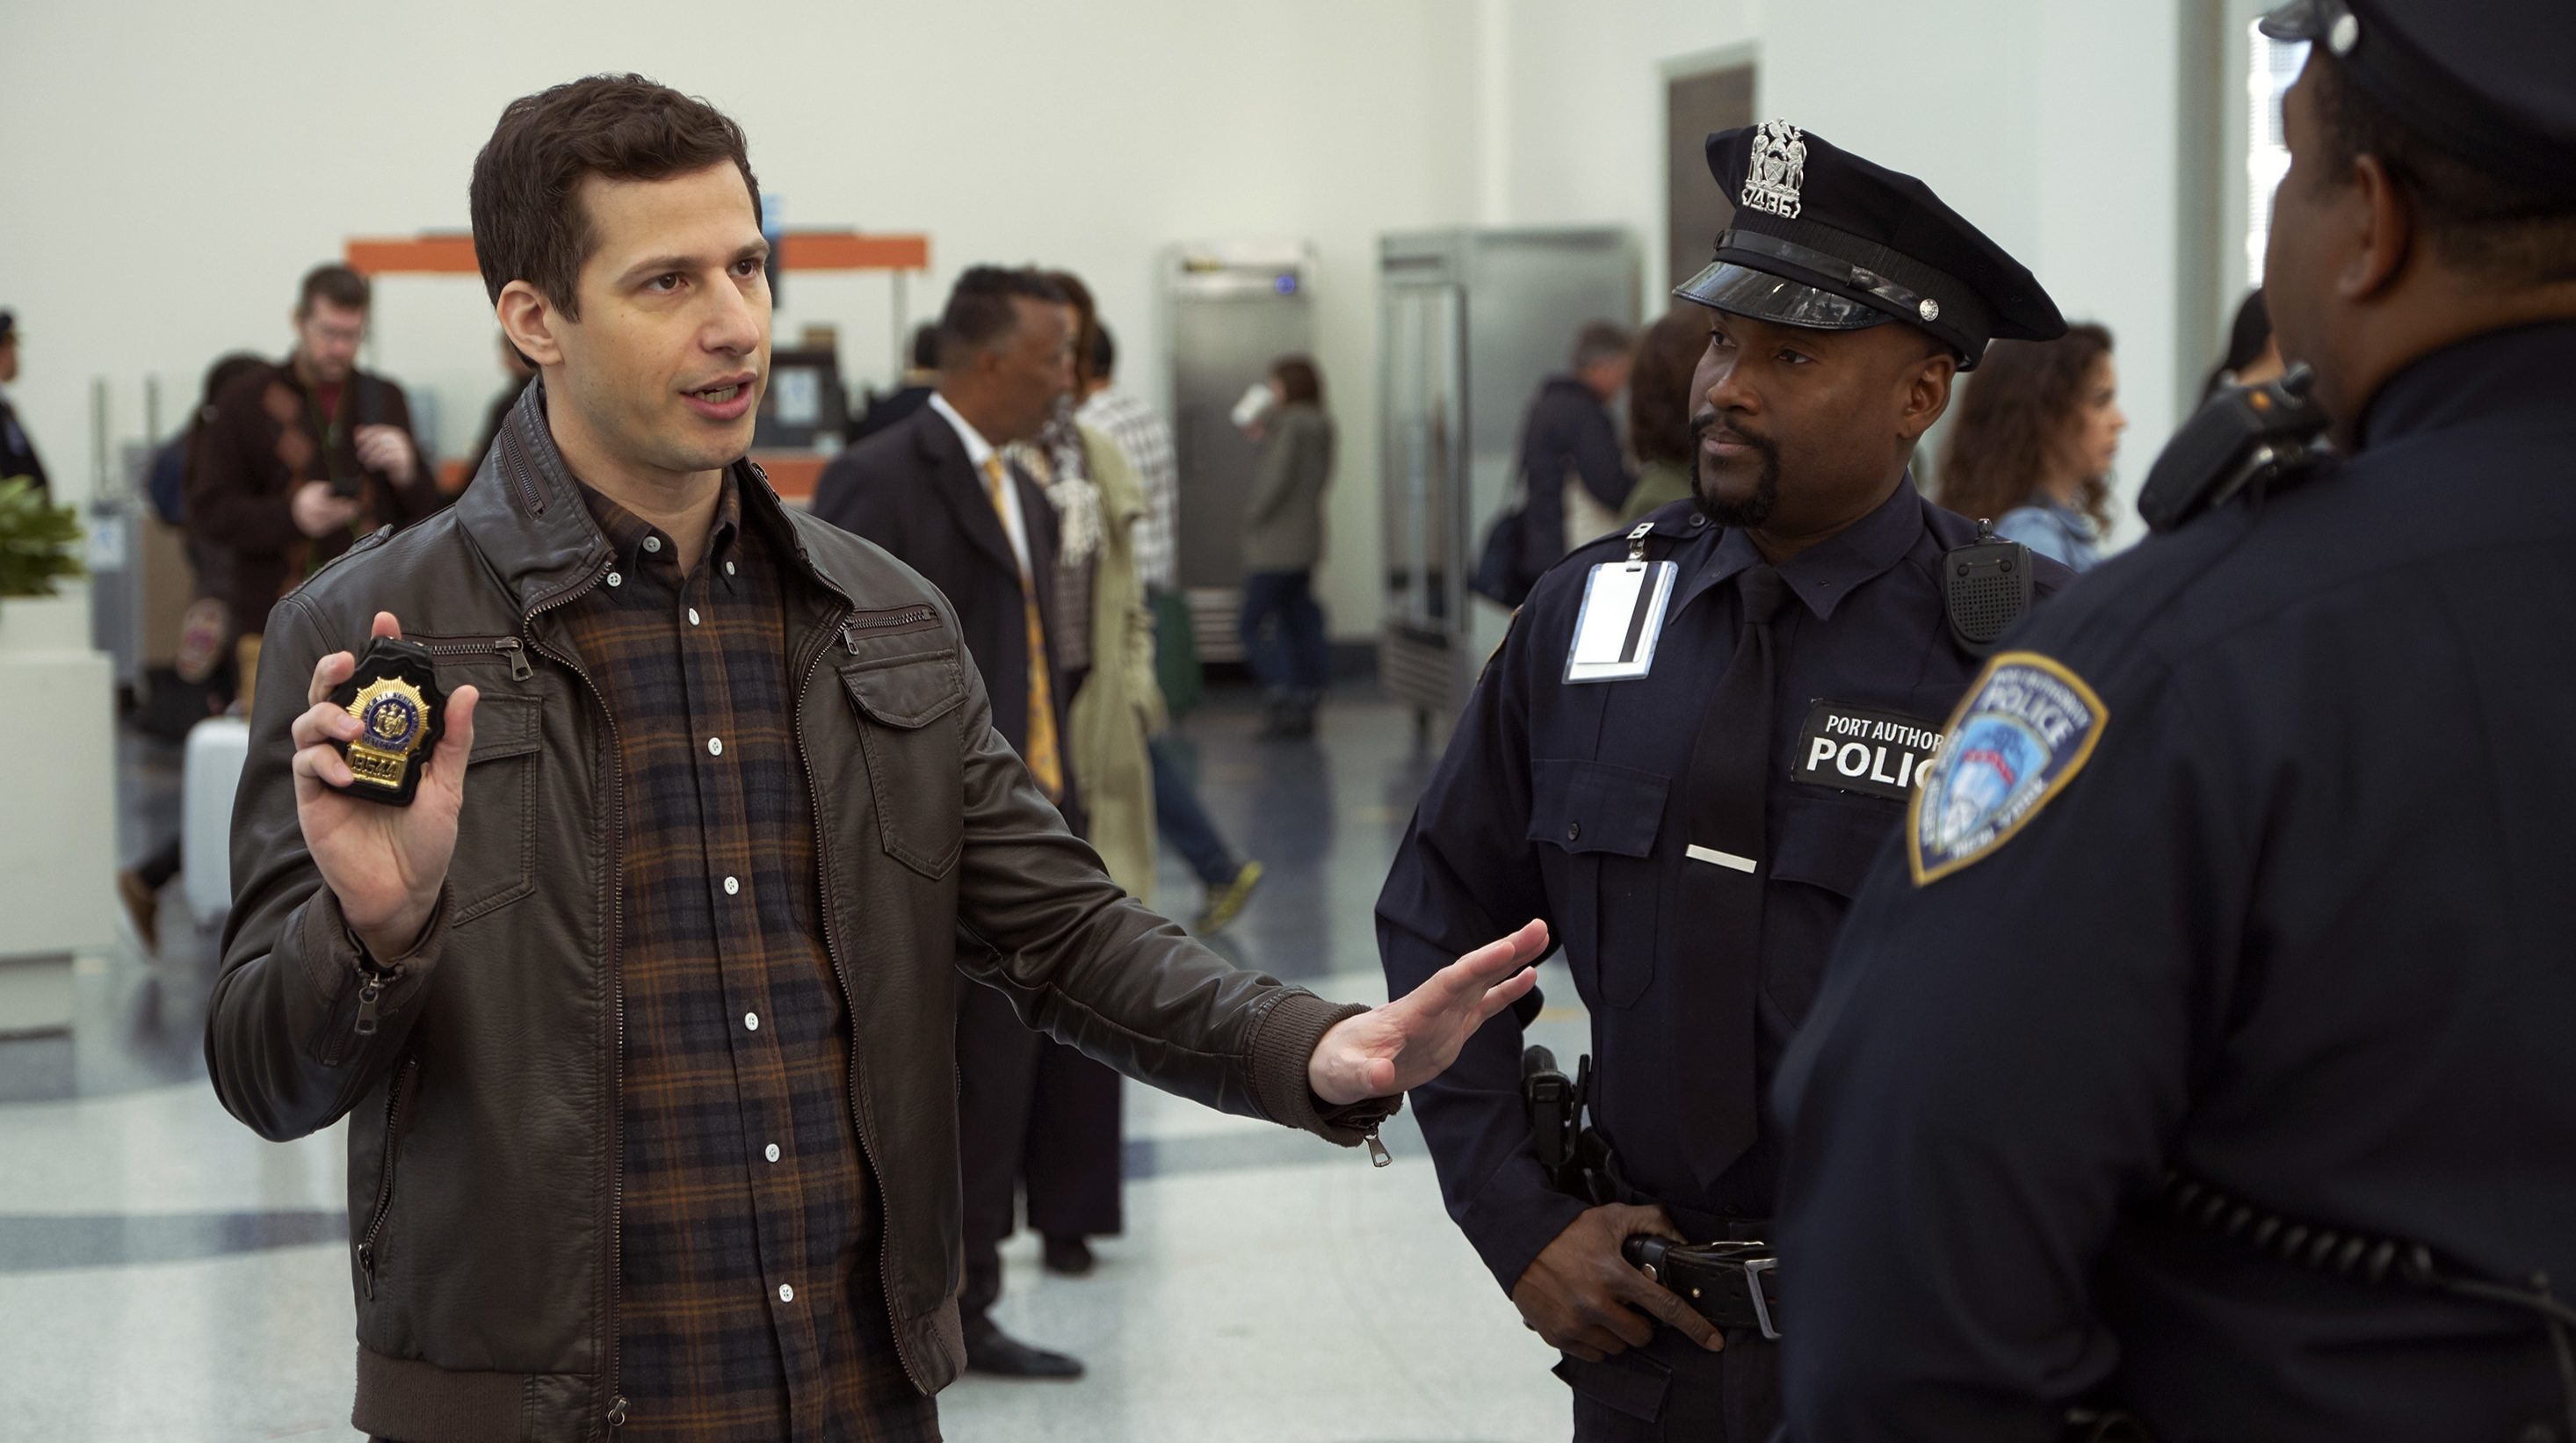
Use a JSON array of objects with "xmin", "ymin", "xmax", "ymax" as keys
[
  {"xmin": 2203, "ymin": 285, "xmax": 2286, "ymax": 400},
  {"xmin": 0, "ymin": 311, "xmax": 49, "ymax": 502},
  {"xmin": 1935, "ymin": 322, "xmax": 2124, "ymax": 571},
  {"xmin": 1521, "ymin": 321, "xmax": 1638, "ymax": 569},
  {"xmin": 1015, "ymin": 265, "xmax": 1152, "ymax": 1289},
  {"xmin": 116, "ymin": 351, "xmax": 265, "ymax": 953},
  {"xmin": 1082, "ymin": 323, "xmax": 1263, "ymax": 932},
  {"xmin": 459, "ymin": 331, "xmax": 538, "ymax": 485},
  {"xmin": 1237, "ymin": 354, "xmax": 1336, "ymax": 740},
  {"xmin": 0, "ymin": 310, "xmax": 50, "ymax": 497},
  {"xmin": 849, "ymin": 321, "xmax": 940, "ymax": 443},
  {"xmin": 813, "ymin": 264, "xmax": 1106, "ymax": 1378},
  {"xmin": 188, "ymin": 263, "xmax": 444, "ymax": 713},
  {"xmin": 1620, "ymin": 307, "xmax": 1714, "ymax": 523}
]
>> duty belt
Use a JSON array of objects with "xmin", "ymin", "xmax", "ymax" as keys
[{"xmin": 1622, "ymin": 1235, "xmax": 1783, "ymax": 1339}]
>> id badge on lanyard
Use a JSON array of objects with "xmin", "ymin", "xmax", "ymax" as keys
[{"xmin": 1565, "ymin": 523, "xmax": 1679, "ymax": 685}]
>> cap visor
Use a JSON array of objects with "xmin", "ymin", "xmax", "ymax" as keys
[
  {"xmin": 2256, "ymin": 0, "xmax": 2325, "ymax": 41},
  {"xmin": 1673, "ymin": 261, "xmax": 1892, "ymax": 331}
]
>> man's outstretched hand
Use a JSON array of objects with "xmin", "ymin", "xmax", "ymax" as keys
[{"xmin": 1307, "ymin": 920, "xmax": 1548, "ymax": 1106}]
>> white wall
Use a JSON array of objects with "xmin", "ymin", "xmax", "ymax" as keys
[
  {"xmin": 1493, "ymin": 0, "xmax": 2191, "ymax": 547},
  {"xmin": 4, "ymin": 0, "xmax": 2212, "ymax": 645},
  {"xmin": 0, "ymin": 0, "xmax": 1482, "ymax": 640}
]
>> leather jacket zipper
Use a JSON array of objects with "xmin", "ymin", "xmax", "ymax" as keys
[
  {"xmin": 841, "ymin": 606, "xmax": 937, "ymax": 650},
  {"xmin": 797, "ymin": 607, "xmax": 928, "ymax": 1391},
  {"xmin": 416, "ymin": 635, "xmax": 532, "ymax": 681},
  {"xmin": 354, "ymin": 1055, "xmax": 421, "ymax": 1301},
  {"xmin": 1364, "ymin": 1128, "xmax": 1391, "ymax": 1168},
  {"xmin": 517, "ymin": 562, "xmax": 633, "ymax": 1430}
]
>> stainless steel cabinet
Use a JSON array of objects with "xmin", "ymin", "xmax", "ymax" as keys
[{"xmin": 1378, "ymin": 227, "xmax": 1638, "ymax": 735}]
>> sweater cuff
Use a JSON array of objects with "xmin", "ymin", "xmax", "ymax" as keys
[{"xmin": 1246, "ymin": 991, "xmax": 1404, "ymax": 1146}]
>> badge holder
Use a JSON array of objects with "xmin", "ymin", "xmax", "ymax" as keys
[
  {"xmin": 1565, "ymin": 523, "xmax": 1679, "ymax": 685},
  {"xmin": 327, "ymin": 637, "xmax": 447, "ymax": 807}
]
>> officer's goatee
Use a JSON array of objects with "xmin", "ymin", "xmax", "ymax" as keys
[{"xmin": 1691, "ymin": 412, "xmax": 1783, "ymax": 529}]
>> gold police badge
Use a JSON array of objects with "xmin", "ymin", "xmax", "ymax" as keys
[{"xmin": 327, "ymin": 636, "xmax": 447, "ymax": 806}]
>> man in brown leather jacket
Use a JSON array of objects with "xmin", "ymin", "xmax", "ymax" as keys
[{"xmin": 205, "ymin": 75, "xmax": 1542, "ymax": 1443}]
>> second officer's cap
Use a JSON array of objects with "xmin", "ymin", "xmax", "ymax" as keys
[
  {"xmin": 2260, "ymin": 0, "xmax": 2576, "ymax": 194},
  {"xmin": 1675, "ymin": 121, "xmax": 2065, "ymax": 369}
]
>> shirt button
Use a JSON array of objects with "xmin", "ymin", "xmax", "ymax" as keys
[
  {"xmin": 605, "ymin": 571, "xmax": 623, "ymax": 588},
  {"xmin": 725, "ymin": 561, "xmax": 737, "ymax": 576},
  {"xmin": 1567, "ymin": 822, "xmax": 1581, "ymax": 841},
  {"xmin": 765, "ymin": 1142, "xmax": 781, "ymax": 1164},
  {"xmin": 707, "ymin": 736, "xmax": 723, "ymax": 757},
  {"xmin": 687, "ymin": 607, "xmax": 701, "ymax": 626},
  {"xmin": 642, "ymin": 536, "xmax": 662, "ymax": 554},
  {"xmin": 724, "ymin": 875, "xmax": 741, "ymax": 896},
  {"xmin": 1690, "ymin": 514, "xmax": 1708, "ymax": 528},
  {"xmin": 778, "ymin": 1283, "xmax": 793, "ymax": 1303},
  {"xmin": 744, "ymin": 1012, "xmax": 760, "ymax": 1032}
]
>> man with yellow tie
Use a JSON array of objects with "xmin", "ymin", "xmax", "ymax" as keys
[{"xmin": 814, "ymin": 265, "xmax": 1104, "ymax": 1377}]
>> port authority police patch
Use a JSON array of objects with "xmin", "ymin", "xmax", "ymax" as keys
[{"xmin": 1907, "ymin": 651, "xmax": 2108, "ymax": 885}]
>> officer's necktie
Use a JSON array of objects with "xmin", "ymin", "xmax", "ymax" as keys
[
  {"xmin": 1676, "ymin": 562, "xmax": 1791, "ymax": 1191},
  {"xmin": 981, "ymin": 454, "xmax": 1064, "ymax": 801}
]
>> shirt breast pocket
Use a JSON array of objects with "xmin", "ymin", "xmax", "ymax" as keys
[
  {"xmin": 1527, "ymin": 758, "xmax": 1671, "ymax": 1009},
  {"xmin": 1763, "ymin": 794, "xmax": 1903, "ymax": 1025},
  {"xmin": 842, "ymin": 650, "xmax": 970, "ymax": 879},
  {"xmin": 448, "ymin": 692, "xmax": 541, "ymax": 925}
]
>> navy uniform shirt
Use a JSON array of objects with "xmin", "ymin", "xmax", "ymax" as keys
[
  {"xmin": 1378, "ymin": 481, "xmax": 2070, "ymax": 1294},
  {"xmin": 1775, "ymin": 323, "xmax": 2576, "ymax": 1442}
]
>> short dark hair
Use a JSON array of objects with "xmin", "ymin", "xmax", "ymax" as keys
[
  {"xmin": 1270, "ymin": 355, "xmax": 1323, "ymax": 407},
  {"xmin": 2202, "ymin": 287, "xmax": 2271, "ymax": 401},
  {"xmin": 469, "ymin": 75, "xmax": 763, "ymax": 319},
  {"xmin": 1089, "ymin": 323, "xmax": 1118, "ymax": 381},
  {"xmin": 1044, "ymin": 270, "xmax": 1103, "ymax": 387},
  {"xmin": 2312, "ymin": 57, "xmax": 2576, "ymax": 287},
  {"xmin": 1569, "ymin": 321, "xmax": 1633, "ymax": 370},
  {"xmin": 908, "ymin": 322, "xmax": 941, "ymax": 372},
  {"xmin": 935, "ymin": 266, "xmax": 1068, "ymax": 369},
  {"xmin": 297, "ymin": 264, "xmax": 370, "ymax": 317},
  {"xmin": 1628, "ymin": 306, "xmax": 1705, "ymax": 468}
]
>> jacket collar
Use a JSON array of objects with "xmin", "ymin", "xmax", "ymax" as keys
[
  {"xmin": 459, "ymin": 378, "xmax": 859, "ymax": 621},
  {"xmin": 2359, "ymin": 319, "xmax": 2576, "ymax": 453},
  {"xmin": 909, "ymin": 403, "xmax": 1027, "ymax": 579}
]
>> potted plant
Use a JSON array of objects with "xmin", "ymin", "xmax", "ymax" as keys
[{"xmin": 0, "ymin": 475, "xmax": 85, "ymax": 653}]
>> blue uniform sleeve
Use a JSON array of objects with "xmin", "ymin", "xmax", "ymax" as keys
[
  {"xmin": 1773, "ymin": 659, "xmax": 2251, "ymax": 1439},
  {"xmin": 1377, "ymin": 614, "xmax": 1588, "ymax": 1296}
]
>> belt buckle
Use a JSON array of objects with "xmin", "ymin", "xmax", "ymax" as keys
[{"xmin": 1740, "ymin": 1254, "xmax": 1781, "ymax": 1340}]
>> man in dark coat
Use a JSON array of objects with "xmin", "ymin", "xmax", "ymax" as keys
[
  {"xmin": 811, "ymin": 265, "xmax": 1115, "ymax": 1379},
  {"xmin": 1514, "ymin": 321, "xmax": 1638, "ymax": 578}
]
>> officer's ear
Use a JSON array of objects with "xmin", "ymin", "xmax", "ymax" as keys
[
  {"xmin": 2339, "ymin": 151, "xmax": 2416, "ymax": 305},
  {"xmin": 1896, "ymin": 343, "xmax": 1957, "ymax": 444}
]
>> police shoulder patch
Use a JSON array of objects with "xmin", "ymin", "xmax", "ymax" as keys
[{"xmin": 1907, "ymin": 649, "xmax": 2108, "ymax": 886}]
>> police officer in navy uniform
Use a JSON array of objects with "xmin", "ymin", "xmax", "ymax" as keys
[
  {"xmin": 1774, "ymin": 4, "xmax": 2576, "ymax": 1439},
  {"xmin": 1377, "ymin": 123, "xmax": 2073, "ymax": 1440}
]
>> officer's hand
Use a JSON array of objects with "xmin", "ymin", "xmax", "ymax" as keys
[
  {"xmin": 288, "ymin": 611, "xmax": 479, "ymax": 960},
  {"xmin": 1307, "ymin": 920, "xmax": 1546, "ymax": 1105},
  {"xmin": 1509, "ymin": 1204, "xmax": 1722, "ymax": 1362}
]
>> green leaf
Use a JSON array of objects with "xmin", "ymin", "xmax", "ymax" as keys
[{"xmin": 0, "ymin": 476, "xmax": 87, "ymax": 598}]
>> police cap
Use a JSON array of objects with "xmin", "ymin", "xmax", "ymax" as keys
[
  {"xmin": 2261, "ymin": 0, "xmax": 2576, "ymax": 195},
  {"xmin": 1675, "ymin": 121, "xmax": 2065, "ymax": 369}
]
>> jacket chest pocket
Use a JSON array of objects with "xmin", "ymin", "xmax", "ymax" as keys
[
  {"xmin": 843, "ymin": 651, "xmax": 970, "ymax": 879},
  {"xmin": 1527, "ymin": 758, "xmax": 1671, "ymax": 1010},
  {"xmin": 448, "ymin": 693, "xmax": 541, "ymax": 924}
]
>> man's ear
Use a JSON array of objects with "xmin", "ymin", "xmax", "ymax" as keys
[
  {"xmin": 2342, "ymin": 153, "xmax": 2415, "ymax": 302},
  {"xmin": 1899, "ymin": 351, "xmax": 1957, "ymax": 444},
  {"xmin": 496, "ymin": 280, "xmax": 567, "ymax": 369}
]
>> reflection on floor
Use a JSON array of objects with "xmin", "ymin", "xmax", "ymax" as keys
[{"xmin": 0, "ymin": 686, "xmax": 1593, "ymax": 1441}]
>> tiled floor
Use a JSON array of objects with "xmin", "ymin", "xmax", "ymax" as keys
[{"xmin": 0, "ymin": 688, "xmax": 1592, "ymax": 1441}]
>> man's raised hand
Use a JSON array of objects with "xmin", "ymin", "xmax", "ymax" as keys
[{"xmin": 288, "ymin": 611, "xmax": 478, "ymax": 959}]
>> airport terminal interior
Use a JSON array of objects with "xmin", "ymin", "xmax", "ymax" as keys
[{"xmin": 3, "ymin": 2, "xmax": 2350, "ymax": 1438}]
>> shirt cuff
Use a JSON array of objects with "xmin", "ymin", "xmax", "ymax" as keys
[
  {"xmin": 1246, "ymin": 991, "xmax": 1404, "ymax": 1146},
  {"xmin": 1458, "ymin": 1168, "xmax": 1592, "ymax": 1296}
]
